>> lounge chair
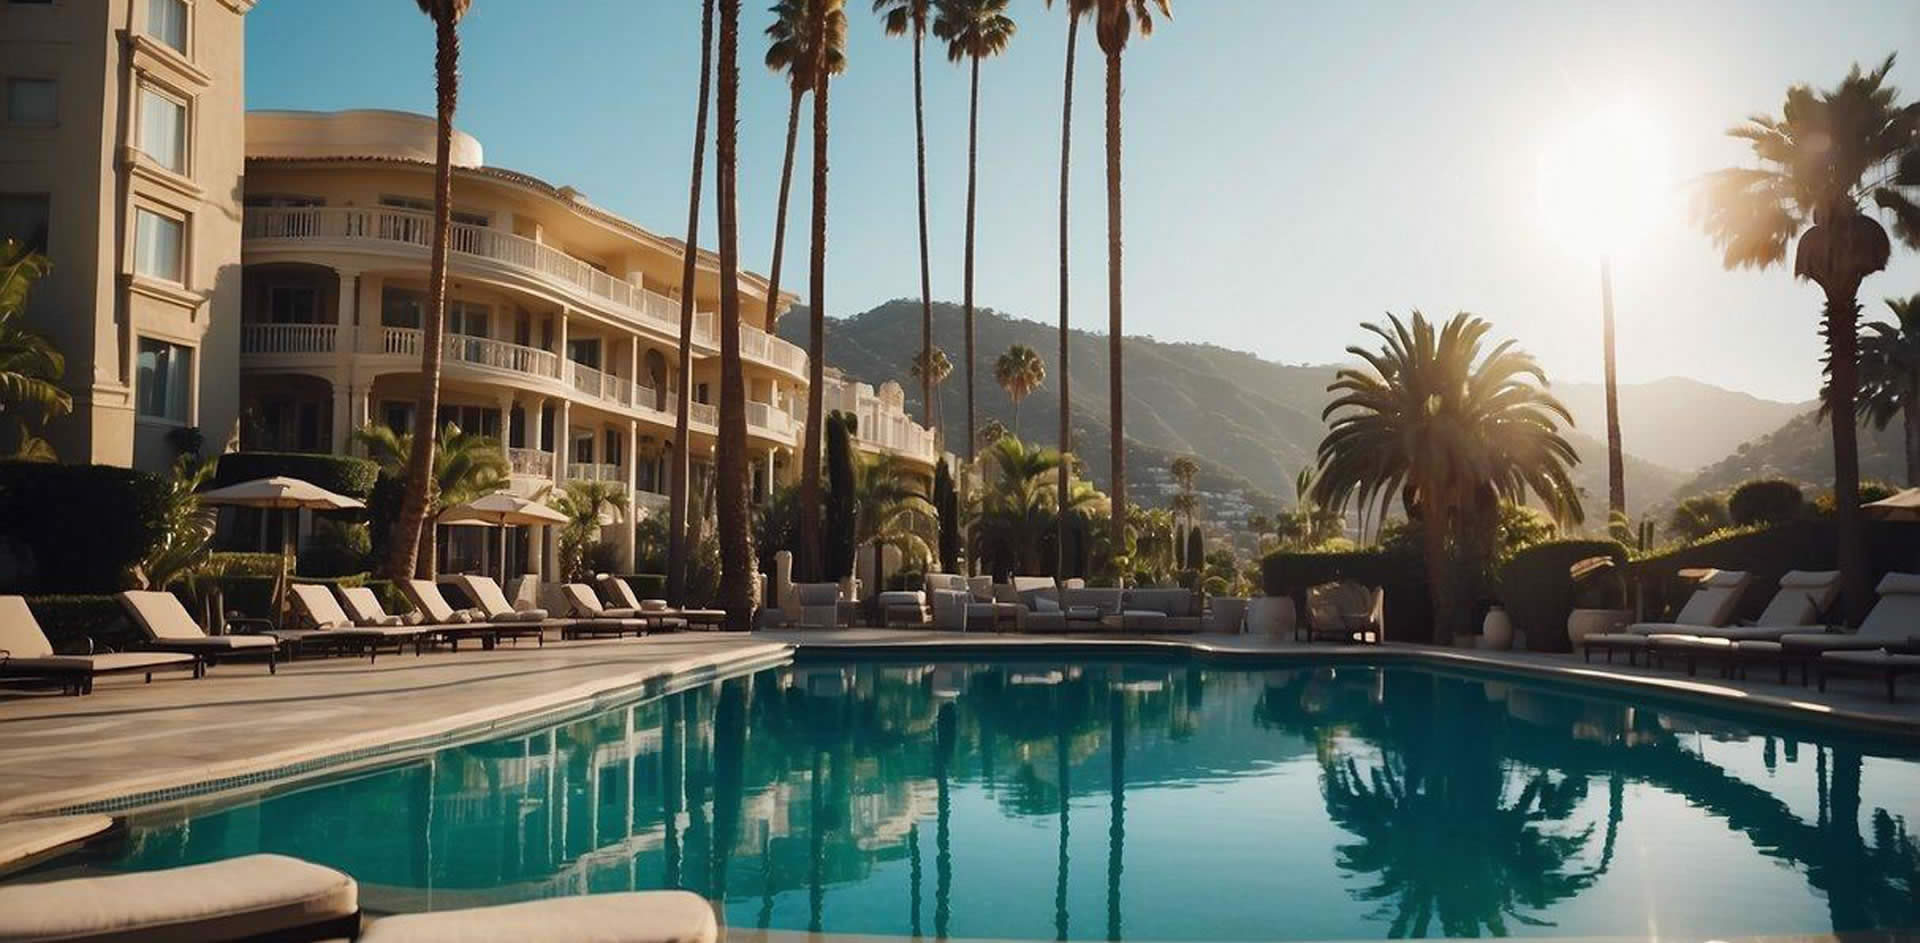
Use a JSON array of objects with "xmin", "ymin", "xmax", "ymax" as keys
[
  {"xmin": 117, "ymin": 590, "xmax": 284, "ymax": 673},
  {"xmin": 559, "ymin": 583, "xmax": 652, "ymax": 639},
  {"xmin": 288, "ymin": 584, "xmax": 441, "ymax": 662},
  {"xmin": 354, "ymin": 889, "xmax": 716, "ymax": 943},
  {"xmin": 0, "ymin": 853, "xmax": 358, "ymax": 941},
  {"xmin": 1818, "ymin": 650, "xmax": 1920, "ymax": 702},
  {"xmin": 1582, "ymin": 569, "xmax": 1751, "ymax": 665},
  {"xmin": 1299, "ymin": 580, "xmax": 1384, "ymax": 644},
  {"xmin": 337, "ymin": 584, "xmax": 416, "ymax": 627},
  {"xmin": 1769, "ymin": 572, "xmax": 1920, "ymax": 683},
  {"xmin": 1644, "ymin": 571, "xmax": 1841, "ymax": 676},
  {"xmin": 404, "ymin": 579, "xmax": 545, "ymax": 649},
  {"xmin": 0, "ymin": 596, "xmax": 199, "ymax": 695},
  {"xmin": 600, "ymin": 574, "xmax": 725, "ymax": 629}
]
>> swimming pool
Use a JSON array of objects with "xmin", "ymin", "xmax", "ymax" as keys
[{"xmin": 53, "ymin": 656, "xmax": 1920, "ymax": 939}]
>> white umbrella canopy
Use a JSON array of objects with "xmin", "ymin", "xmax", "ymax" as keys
[
  {"xmin": 439, "ymin": 492, "xmax": 569, "ymax": 582},
  {"xmin": 198, "ymin": 477, "xmax": 367, "ymax": 627},
  {"xmin": 1864, "ymin": 487, "xmax": 1920, "ymax": 522}
]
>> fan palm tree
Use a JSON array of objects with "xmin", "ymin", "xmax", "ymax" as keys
[
  {"xmin": 357, "ymin": 421, "xmax": 509, "ymax": 577},
  {"xmin": 798, "ymin": 0, "xmax": 849, "ymax": 584},
  {"xmin": 1046, "ymin": 0, "xmax": 1094, "ymax": 580},
  {"xmin": 972, "ymin": 436, "xmax": 1095, "ymax": 577},
  {"xmin": 715, "ymin": 0, "xmax": 753, "ymax": 625},
  {"xmin": 874, "ymin": 0, "xmax": 937, "ymax": 433},
  {"xmin": 0, "ymin": 241, "xmax": 71, "ymax": 461},
  {"xmin": 909, "ymin": 345, "xmax": 952, "ymax": 443},
  {"xmin": 854, "ymin": 454, "xmax": 932, "ymax": 610},
  {"xmin": 1855, "ymin": 294, "xmax": 1920, "ymax": 485},
  {"xmin": 932, "ymin": 0, "xmax": 1015, "ymax": 464},
  {"xmin": 763, "ymin": 0, "xmax": 845, "ymax": 328},
  {"xmin": 1093, "ymin": 0, "xmax": 1169, "ymax": 558},
  {"xmin": 548, "ymin": 479, "xmax": 631, "ymax": 582},
  {"xmin": 994, "ymin": 343, "xmax": 1046, "ymax": 438},
  {"xmin": 389, "ymin": 0, "xmax": 473, "ymax": 581},
  {"xmin": 670, "ymin": 0, "xmax": 717, "ymax": 607},
  {"xmin": 975, "ymin": 416, "xmax": 1010, "ymax": 454},
  {"xmin": 1312, "ymin": 312, "xmax": 1583, "ymax": 641},
  {"xmin": 1694, "ymin": 54, "xmax": 1920, "ymax": 621}
]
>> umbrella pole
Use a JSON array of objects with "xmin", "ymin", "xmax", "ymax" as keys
[{"xmin": 277, "ymin": 506, "xmax": 292, "ymax": 630}]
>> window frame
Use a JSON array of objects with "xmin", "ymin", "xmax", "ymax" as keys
[
  {"xmin": 145, "ymin": 0, "xmax": 192, "ymax": 58},
  {"xmin": 4, "ymin": 77, "xmax": 57, "ymax": 126},
  {"xmin": 132, "ymin": 204, "xmax": 188, "ymax": 285},
  {"xmin": 135, "ymin": 336, "xmax": 195, "ymax": 425},
  {"xmin": 135, "ymin": 79, "xmax": 191, "ymax": 176}
]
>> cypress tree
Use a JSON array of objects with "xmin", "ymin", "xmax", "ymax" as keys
[
  {"xmin": 1185, "ymin": 525, "xmax": 1204, "ymax": 573},
  {"xmin": 825, "ymin": 411, "xmax": 858, "ymax": 580},
  {"xmin": 933, "ymin": 457, "xmax": 959, "ymax": 574}
]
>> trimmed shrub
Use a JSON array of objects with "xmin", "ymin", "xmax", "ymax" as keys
[
  {"xmin": 1815, "ymin": 480, "xmax": 1900, "ymax": 515},
  {"xmin": 618, "ymin": 573, "xmax": 668, "ymax": 601},
  {"xmin": 1496, "ymin": 539, "xmax": 1628, "ymax": 653},
  {"xmin": 24, "ymin": 595, "xmax": 139, "ymax": 653},
  {"xmin": 1261, "ymin": 549, "xmax": 1434, "ymax": 644},
  {"xmin": 214, "ymin": 572, "xmax": 373, "ymax": 619},
  {"xmin": 210, "ymin": 552, "xmax": 284, "ymax": 576},
  {"xmin": 1630, "ymin": 519, "xmax": 1920, "ymax": 624},
  {"xmin": 1667, "ymin": 493, "xmax": 1732, "ymax": 542},
  {"xmin": 213, "ymin": 451, "xmax": 379, "ymax": 499},
  {"xmin": 0, "ymin": 462, "xmax": 168, "ymax": 594},
  {"xmin": 1728, "ymin": 478, "xmax": 1805, "ymax": 527},
  {"xmin": 298, "ymin": 520, "xmax": 371, "ymax": 577}
]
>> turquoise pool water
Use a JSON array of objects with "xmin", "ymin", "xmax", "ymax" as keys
[{"xmin": 61, "ymin": 657, "xmax": 1920, "ymax": 939}]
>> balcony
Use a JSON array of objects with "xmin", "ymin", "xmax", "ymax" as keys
[
  {"xmin": 242, "ymin": 206, "xmax": 809, "ymax": 376},
  {"xmin": 564, "ymin": 462, "xmax": 625, "ymax": 485},
  {"xmin": 507, "ymin": 447, "xmax": 553, "ymax": 478},
  {"xmin": 241, "ymin": 323, "xmax": 338, "ymax": 355},
  {"xmin": 745, "ymin": 400, "xmax": 794, "ymax": 440}
]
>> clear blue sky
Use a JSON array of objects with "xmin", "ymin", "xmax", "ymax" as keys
[{"xmin": 246, "ymin": 0, "xmax": 1920, "ymax": 403}]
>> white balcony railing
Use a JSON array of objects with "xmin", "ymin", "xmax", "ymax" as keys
[
  {"xmin": 688, "ymin": 402, "xmax": 717, "ymax": 427},
  {"xmin": 507, "ymin": 448, "xmax": 553, "ymax": 478},
  {"xmin": 369, "ymin": 328, "xmax": 560, "ymax": 380},
  {"xmin": 745, "ymin": 400, "xmax": 794, "ymax": 439},
  {"xmin": 568, "ymin": 361, "xmax": 632, "ymax": 409},
  {"xmin": 241, "ymin": 323, "xmax": 337, "ymax": 355},
  {"xmin": 564, "ymin": 462, "xmax": 624, "ymax": 485}
]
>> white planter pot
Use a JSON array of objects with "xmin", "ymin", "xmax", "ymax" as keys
[
  {"xmin": 1482, "ymin": 606, "xmax": 1513, "ymax": 651},
  {"xmin": 1567, "ymin": 608, "xmax": 1631, "ymax": 651},
  {"xmin": 1208, "ymin": 597, "xmax": 1250, "ymax": 634},
  {"xmin": 1246, "ymin": 596, "xmax": 1295, "ymax": 637}
]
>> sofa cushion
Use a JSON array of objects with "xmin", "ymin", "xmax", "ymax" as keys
[
  {"xmin": 0, "ymin": 853, "xmax": 356, "ymax": 942},
  {"xmin": 1124, "ymin": 588, "xmax": 1196, "ymax": 618}
]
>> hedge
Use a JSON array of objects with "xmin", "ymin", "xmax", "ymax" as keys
[
  {"xmin": 0, "ymin": 462, "xmax": 168, "ymax": 594},
  {"xmin": 215, "ymin": 573, "xmax": 381, "ymax": 619},
  {"xmin": 1260, "ymin": 549, "xmax": 1435, "ymax": 644},
  {"xmin": 23, "ymin": 595, "xmax": 139, "ymax": 653},
  {"xmin": 1631, "ymin": 519, "xmax": 1920, "ymax": 623},
  {"xmin": 213, "ymin": 452, "xmax": 379, "ymax": 500},
  {"xmin": 615, "ymin": 573, "xmax": 668, "ymax": 602},
  {"xmin": 1496, "ymin": 539, "xmax": 1628, "ymax": 653},
  {"xmin": 1728, "ymin": 478, "xmax": 1804, "ymax": 527}
]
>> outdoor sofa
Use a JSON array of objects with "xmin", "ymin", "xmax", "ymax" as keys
[
  {"xmin": 0, "ymin": 595, "xmax": 199, "ymax": 696},
  {"xmin": 117, "ymin": 590, "xmax": 284, "ymax": 673}
]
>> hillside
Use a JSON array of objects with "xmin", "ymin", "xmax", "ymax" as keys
[
  {"xmin": 1552, "ymin": 377, "xmax": 1812, "ymax": 472},
  {"xmin": 1666, "ymin": 409, "xmax": 1907, "ymax": 501},
  {"xmin": 784, "ymin": 300, "xmax": 1697, "ymax": 524}
]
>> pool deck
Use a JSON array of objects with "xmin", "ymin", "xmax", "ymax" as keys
[{"xmin": 5, "ymin": 625, "xmax": 1920, "ymax": 868}]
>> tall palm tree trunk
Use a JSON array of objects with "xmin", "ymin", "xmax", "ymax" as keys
[
  {"xmin": 913, "ymin": 26, "xmax": 935, "ymax": 436},
  {"xmin": 962, "ymin": 54, "xmax": 981, "ymax": 464},
  {"xmin": 1601, "ymin": 257, "xmax": 1625, "ymax": 520},
  {"xmin": 388, "ymin": 10, "xmax": 459, "ymax": 581},
  {"xmin": 764, "ymin": 86, "xmax": 803, "ymax": 326},
  {"xmin": 1422, "ymin": 502, "xmax": 1460, "ymax": 642},
  {"xmin": 715, "ymin": 0, "xmax": 751, "ymax": 626},
  {"xmin": 1056, "ymin": 13, "xmax": 1078, "ymax": 578},
  {"xmin": 1825, "ymin": 289, "xmax": 1869, "ymax": 624},
  {"xmin": 1905, "ymin": 388, "xmax": 1920, "ymax": 487},
  {"xmin": 799, "ymin": 6, "xmax": 831, "ymax": 583},
  {"xmin": 1103, "ymin": 50, "xmax": 1126, "ymax": 562},
  {"xmin": 669, "ymin": 0, "xmax": 715, "ymax": 606}
]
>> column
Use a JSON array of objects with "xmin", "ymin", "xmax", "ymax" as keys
[
  {"xmin": 529, "ymin": 396, "xmax": 547, "ymax": 471},
  {"xmin": 330, "ymin": 381, "xmax": 352, "ymax": 453},
  {"xmin": 498, "ymin": 392, "xmax": 517, "ymax": 462},
  {"xmin": 622, "ymin": 418, "xmax": 639, "ymax": 572},
  {"xmin": 554, "ymin": 399, "xmax": 572, "ymax": 483},
  {"xmin": 763, "ymin": 448, "xmax": 776, "ymax": 501},
  {"xmin": 354, "ymin": 386, "xmax": 372, "ymax": 436}
]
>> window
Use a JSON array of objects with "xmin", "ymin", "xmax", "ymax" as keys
[
  {"xmin": 147, "ymin": 0, "xmax": 189, "ymax": 53},
  {"xmin": 567, "ymin": 337, "xmax": 601, "ymax": 369},
  {"xmin": 603, "ymin": 429, "xmax": 622, "ymax": 467},
  {"xmin": 572, "ymin": 432, "xmax": 594, "ymax": 466},
  {"xmin": 136, "ymin": 338, "xmax": 192, "ymax": 422},
  {"xmin": 243, "ymin": 194, "xmax": 324, "ymax": 208},
  {"xmin": 134, "ymin": 208, "xmax": 184, "ymax": 282},
  {"xmin": 379, "ymin": 195, "xmax": 432, "ymax": 213},
  {"xmin": 266, "ymin": 285, "xmax": 317, "ymax": 324},
  {"xmin": 383, "ymin": 401, "xmax": 414, "ymax": 434},
  {"xmin": 451, "ymin": 210, "xmax": 490, "ymax": 229},
  {"xmin": 0, "ymin": 194, "xmax": 50, "ymax": 252},
  {"xmin": 436, "ymin": 405, "xmax": 498, "ymax": 438},
  {"xmin": 381, "ymin": 288, "xmax": 423, "ymax": 329},
  {"xmin": 448, "ymin": 301, "xmax": 489, "ymax": 338},
  {"xmin": 138, "ymin": 85, "xmax": 187, "ymax": 173},
  {"xmin": 5, "ymin": 78, "xmax": 56, "ymax": 124}
]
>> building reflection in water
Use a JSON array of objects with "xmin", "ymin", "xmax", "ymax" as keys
[{"xmin": 104, "ymin": 659, "xmax": 1920, "ymax": 939}]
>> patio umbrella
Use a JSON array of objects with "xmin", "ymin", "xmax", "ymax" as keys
[
  {"xmin": 1864, "ymin": 487, "xmax": 1920, "ymax": 522},
  {"xmin": 439, "ymin": 492, "xmax": 569, "ymax": 582},
  {"xmin": 198, "ymin": 476, "xmax": 367, "ymax": 625}
]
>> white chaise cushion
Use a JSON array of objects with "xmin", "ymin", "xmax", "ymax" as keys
[
  {"xmin": 355, "ymin": 890, "xmax": 716, "ymax": 943},
  {"xmin": 0, "ymin": 853, "xmax": 356, "ymax": 942}
]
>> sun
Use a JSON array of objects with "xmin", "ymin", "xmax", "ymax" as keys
[{"xmin": 1535, "ymin": 102, "xmax": 1673, "ymax": 258}]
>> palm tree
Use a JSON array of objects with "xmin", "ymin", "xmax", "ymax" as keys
[
  {"xmin": 714, "ymin": 0, "xmax": 753, "ymax": 625},
  {"xmin": 1667, "ymin": 492, "xmax": 1732, "ymax": 542},
  {"xmin": 763, "ymin": 0, "xmax": 845, "ymax": 328},
  {"xmin": 1093, "ymin": 0, "xmax": 1169, "ymax": 560},
  {"xmin": 854, "ymin": 454, "xmax": 932, "ymax": 611},
  {"xmin": 1312, "ymin": 312, "xmax": 1583, "ymax": 642},
  {"xmin": 389, "ymin": 0, "xmax": 473, "ymax": 581},
  {"xmin": 0, "ymin": 241, "xmax": 71, "ymax": 461},
  {"xmin": 357, "ymin": 421, "xmax": 509, "ymax": 576},
  {"xmin": 669, "ymin": 0, "xmax": 716, "ymax": 607},
  {"xmin": 975, "ymin": 416, "xmax": 1010, "ymax": 454},
  {"xmin": 932, "ymin": 0, "xmax": 1015, "ymax": 464},
  {"xmin": 994, "ymin": 343, "xmax": 1046, "ymax": 438},
  {"xmin": 798, "ymin": 0, "xmax": 849, "ymax": 584},
  {"xmin": 1694, "ymin": 54, "xmax": 1920, "ymax": 622},
  {"xmin": 909, "ymin": 345, "xmax": 952, "ymax": 443},
  {"xmin": 1046, "ymin": 0, "xmax": 1094, "ymax": 581},
  {"xmin": 972, "ymin": 436, "xmax": 1095, "ymax": 578},
  {"xmin": 874, "ymin": 0, "xmax": 937, "ymax": 434},
  {"xmin": 1855, "ymin": 294, "xmax": 1920, "ymax": 486},
  {"xmin": 548, "ymin": 479, "xmax": 632, "ymax": 582}
]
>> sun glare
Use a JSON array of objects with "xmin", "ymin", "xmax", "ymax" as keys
[{"xmin": 1535, "ymin": 102, "xmax": 1673, "ymax": 258}]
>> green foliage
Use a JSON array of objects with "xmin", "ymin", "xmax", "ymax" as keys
[
  {"xmin": 933, "ymin": 458, "xmax": 960, "ymax": 573},
  {"xmin": 635, "ymin": 517, "xmax": 668, "ymax": 573},
  {"xmin": 23, "ymin": 595, "xmax": 136, "ymax": 653},
  {"xmin": 0, "ymin": 240, "xmax": 73, "ymax": 461},
  {"xmin": 213, "ymin": 451, "xmax": 379, "ymax": 500},
  {"xmin": 364, "ymin": 474, "xmax": 407, "ymax": 565},
  {"xmin": 299, "ymin": 519, "xmax": 371, "ymax": 577},
  {"xmin": 1496, "ymin": 539, "xmax": 1629, "ymax": 652},
  {"xmin": 753, "ymin": 483, "xmax": 801, "ymax": 576},
  {"xmin": 1185, "ymin": 525, "xmax": 1204, "ymax": 573},
  {"xmin": 209, "ymin": 552, "xmax": 284, "ymax": 576},
  {"xmin": 824, "ymin": 411, "xmax": 858, "ymax": 580},
  {"xmin": 216, "ymin": 573, "xmax": 375, "ymax": 620},
  {"xmin": 1728, "ymin": 477, "xmax": 1805, "ymax": 526},
  {"xmin": 1815, "ymin": 479, "xmax": 1901, "ymax": 515},
  {"xmin": 1667, "ymin": 493, "xmax": 1732, "ymax": 542},
  {"xmin": 0, "ymin": 462, "xmax": 168, "ymax": 593},
  {"xmin": 139, "ymin": 448, "xmax": 223, "ymax": 592},
  {"xmin": 548, "ymin": 479, "xmax": 630, "ymax": 584},
  {"xmin": 972, "ymin": 436, "xmax": 1098, "ymax": 579},
  {"xmin": 618, "ymin": 573, "xmax": 668, "ymax": 601}
]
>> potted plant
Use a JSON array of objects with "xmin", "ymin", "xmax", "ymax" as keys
[{"xmin": 1566, "ymin": 555, "xmax": 1631, "ymax": 651}]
